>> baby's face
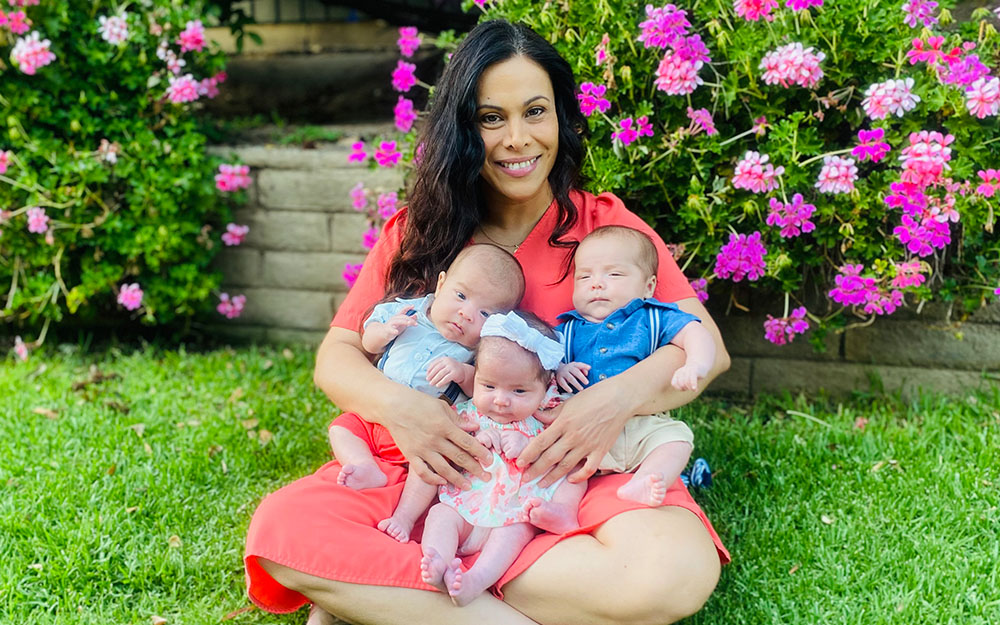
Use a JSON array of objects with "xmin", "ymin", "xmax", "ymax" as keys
[
  {"xmin": 472, "ymin": 341, "xmax": 548, "ymax": 425},
  {"xmin": 572, "ymin": 235, "xmax": 656, "ymax": 323},
  {"xmin": 431, "ymin": 260, "xmax": 517, "ymax": 348}
]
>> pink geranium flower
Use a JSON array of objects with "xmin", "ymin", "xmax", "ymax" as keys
[
  {"xmin": 829, "ymin": 264, "xmax": 877, "ymax": 306},
  {"xmin": 0, "ymin": 150, "xmax": 11, "ymax": 174},
  {"xmin": 965, "ymin": 77, "xmax": 1000, "ymax": 119},
  {"xmin": 595, "ymin": 33, "xmax": 610, "ymax": 66},
  {"xmin": 899, "ymin": 130, "xmax": 953, "ymax": 188},
  {"xmin": 348, "ymin": 141, "xmax": 367, "ymax": 163},
  {"xmin": 732, "ymin": 151, "xmax": 784, "ymax": 193},
  {"xmin": 377, "ymin": 192, "xmax": 399, "ymax": 219},
  {"xmin": 7, "ymin": 10, "xmax": 29, "ymax": 34},
  {"xmin": 766, "ymin": 194, "xmax": 816, "ymax": 238},
  {"xmin": 637, "ymin": 4, "xmax": 691, "ymax": 49},
  {"xmin": 98, "ymin": 14, "xmax": 128, "ymax": 44},
  {"xmin": 577, "ymin": 82, "xmax": 611, "ymax": 117},
  {"xmin": 907, "ymin": 36, "xmax": 945, "ymax": 66},
  {"xmin": 759, "ymin": 43, "xmax": 825, "ymax": 89},
  {"xmin": 394, "ymin": 96, "xmax": 417, "ymax": 132},
  {"xmin": 350, "ymin": 182, "xmax": 368, "ymax": 211},
  {"xmin": 636, "ymin": 115, "xmax": 654, "ymax": 138},
  {"xmin": 815, "ymin": 156, "xmax": 857, "ymax": 194},
  {"xmin": 734, "ymin": 0, "xmax": 779, "ymax": 22},
  {"xmin": 975, "ymin": 169, "xmax": 1000, "ymax": 197},
  {"xmin": 690, "ymin": 278, "xmax": 709, "ymax": 303},
  {"xmin": 851, "ymin": 128, "xmax": 891, "ymax": 163},
  {"xmin": 391, "ymin": 60, "xmax": 417, "ymax": 92},
  {"xmin": 343, "ymin": 262, "xmax": 363, "ymax": 288},
  {"xmin": 654, "ymin": 50, "xmax": 704, "ymax": 95},
  {"xmin": 890, "ymin": 260, "xmax": 926, "ymax": 289},
  {"xmin": 222, "ymin": 223, "xmax": 250, "ymax": 246},
  {"xmin": 374, "ymin": 141, "xmax": 401, "ymax": 167},
  {"xmin": 217, "ymin": 293, "xmax": 246, "ymax": 319},
  {"xmin": 764, "ymin": 306, "xmax": 809, "ymax": 345},
  {"xmin": 714, "ymin": 231, "xmax": 767, "ymax": 282},
  {"xmin": 612, "ymin": 118, "xmax": 639, "ymax": 146},
  {"xmin": 861, "ymin": 78, "xmax": 920, "ymax": 120},
  {"xmin": 785, "ymin": 0, "xmax": 823, "ymax": 10},
  {"xmin": 11, "ymin": 31, "xmax": 55, "ymax": 75},
  {"xmin": 117, "ymin": 283, "xmax": 144, "ymax": 311},
  {"xmin": 215, "ymin": 164, "xmax": 251, "ymax": 191},
  {"xmin": 166, "ymin": 74, "xmax": 200, "ymax": 103},
  {"xmin": 902, "ymin": 0, "xmax": 938, "ymax": 28},
  {"xmin": 14, "ymin": 336, "xmax": 28, "ymax": 361},
  {"xmin": 397, "ymin": 26, "xmax": 420, "ymax": 57},
  {"xmin": 26, "ymin": 206, "xmax": 48, "ymax": 233},
  {"xmin": 177, "ymin": 19, "xmax": 206, "ymax": 53},
  {"xmin": 994, "ymin": 286, "xmax": 1000, "ymax": 298},
  {"xmin": 686, "ymin": 107, "xmax": 717, "ymax": 136},
  {"xmin": 362, "ymin": 226, "xmax": 380, "ymax": 250}
]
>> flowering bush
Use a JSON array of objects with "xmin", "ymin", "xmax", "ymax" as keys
[
  {"xmin": 347, "ymin": 1, "xmax": 1000, "ymax": 347},
  {"xmin": 1, "ymin": 1, "xmax": 248, "ymax": 354}
]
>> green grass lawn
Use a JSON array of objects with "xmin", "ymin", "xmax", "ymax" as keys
[{"xmin": 1, "ymin": 344, "xmax": 997, "ymax": 624}]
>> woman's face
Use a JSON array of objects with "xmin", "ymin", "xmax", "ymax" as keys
[{"xmin": 476, "ymin": 55, "xmax": 559, "ymax": 214}]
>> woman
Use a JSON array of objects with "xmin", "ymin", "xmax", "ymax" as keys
[{"xmin": 246, "ymin": 19, "xmax": 731, "ymax": 625}]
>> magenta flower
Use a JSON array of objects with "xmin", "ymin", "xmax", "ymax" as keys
[
  {"xmin": 7, "ymin": 11, "xmax": 29, "ymax": 34},
  {"xmin": 362, "ymin": 226, "xmax": 380, "ymax": 250},
  {"xmin": 0, "ymin": 150, "xmax": 11, "ymax": 174},
  {"xmin": 374, "ymin": 141, "xmax": 401, "ymax": 167},
  {"xmin": 394, "ymin": 96, "xmax": 418, "ymax": 133},
  {"xmin": 222, "ymin": 223, "xmax": 250, "ymax": 246},
  {"xmin": 863, "ymin": 288, "xmax": 904, "ymax": 316},
  {"xmin": 766, "ymin": 194, "xmax": 816, "ymax": 238},
  {"xmin": 899, "ymin": 130, "xmax": 953, "ymax": 188},
  {"xmin": 994, "ymin": 286, "xmax": 1000, "ymax": 298},
  {"xmin": 763, "ymin": 306, "xmax": 809, "ymax": 345},
  {"xmin": 637, "ymin": 4, "xmax": 692, "ymax": 49},
  {"xmin": 26, "ymin": 206, "xmax": 48, "ymax": 233},
  {"xmin": 937, "ymin": 49, "xmax": 991, "ymax": 87},
  {"xmin": 215, "ymin": 164, "xmax": 251, "ymax": 192},
  {"xmin": 965, "ymin": 77, "xmax": 1000, "ymax": 119},
  {"xmin": 13, "ymin": 336, "xmax": 28, "ymax": 361},
  {"xmin": 636, "ymin": 115, "xmax": 654, "ymax": 138},
  {"xmin": 595, "ymin": 33, "xmax": 610, "ymax": 66},
  {"xmin": 690, "ymin": 278, "xmax": 709, "ymax": 303},
  {"xmin": 902, "ymin": 0, "xmax": 938, "ymax": 28},
  {"xmin": 348, "ymin": 141, "xmax": 367, "ymax": 163},
  {"xmin": 391, "ymin": 60, "xmax": 417, "ymax": 92},
  {"xmin": 861, "ymin": 78, "xmax": 920, "ymax": 120},
  {"xmin": 734, "ymin": 0, "xmax": 779, "ymax": 22},
  {"xmin": 686, "ymin": 107, "xmax": 717, "ymax": 136},
  {"xmin": 177, "ymin": 19, "xmax": 206, "ymax": 53},
  {"xmin": 785, "ymin": 0, "xmax": 823, "ymax": 10},
  {"xmin": 166, "ymin": 74, "xmax": 200, "ymax": 103},
  {"xmin": 851, "ymin": 128, "xmax": 891, "ymax": 163},
  {"xmin": 117, "ymin": 283, "xmax": 144, "ymax": 311},
  {"xmin": 97, "ymin": 14, "xmax": 128, "ymax": 44},
  {"xmin": 343, "ymin": 262, "xmax": 363, "ymax": 288},
  {"xmin": 577, "ymin": 82, "xmax": 611, "ymax": 117},
  {"xmin": 815, "ymin": 156, "xmax": 857, "ymax": 194},
  {"xmin": 11, "ymin": 31, "xmax": 56, "ymax": 75},
  {"xmin": 890, "ymin": 260, "xmax": 926, "ymax": 289},
  {"xmin": 397, "ymin": 26, "xmax": 420, "ymax": 57},
  {"xmin": 198, "ymin": 76, "xmax": 220, "ymax": 99},
  {"xmin": 753, "ymin": 116, "xmax": 770, "ymax": 137},
  {"xmin": 714, "ymin": 231, "xmax": 767, "ymax": 282},
  {"xmin": 612, "ymin": 118, "xmax": 639, "ymax": 146},
  {"xmin": 350, "ymin": 182, "xmax": 368, "ymax": 211},
  {"xmin": 732, "ymin": 151, "xmax": 784, "ymax": 194},
  {"xmin": 829, "ymin": 264, "xmax": 876, "ymax": 306},
  {"xmin": 217, "ymin": 293, "xmax": 247, "ymax": 319},
  {"xmin": 654, "ymin": 50, "xmax": 704, "ymax": 95},
  {"xmin": 907, "ymin": 36, "xmax": 945, "ymax": 66},
  {"xmin": 893, "ymin": 213, "xmax": 949, "ymax": 257},
  {"xmin": 975, "ymin": 169, "xmax": 1000, "ymax": 197},
  {"xmin": 759, "ymin": 43, "xmax": 825, "ymax": 89},
  {"xmin": 377, "ymin": 191, "xmax": 399, "ymax": 219}
]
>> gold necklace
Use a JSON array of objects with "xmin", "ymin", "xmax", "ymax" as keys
[{"xmin": 477, "ymin": 225, "xmax": 523, "ymax": 251}]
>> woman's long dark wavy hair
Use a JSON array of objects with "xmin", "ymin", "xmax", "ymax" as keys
[{"xmin": 385, "ymin": 19, "xmax": 588, "ymax": 298}]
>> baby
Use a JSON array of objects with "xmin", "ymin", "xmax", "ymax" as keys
[
  {"xmin": 552, "ymin": 225, "xmax": 716, "ymax": 508},
  {"xmin": 330, "ymin": 243, "xmax": 525, "ymax": 490},
  {"xmin": 378, "ymin": 311, "xmax": 586, "ymax": 606}
]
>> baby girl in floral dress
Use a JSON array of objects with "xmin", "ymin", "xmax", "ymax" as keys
[{"xmin": 377, "ymin": 311, "xmax": 586, "ymax": 606}]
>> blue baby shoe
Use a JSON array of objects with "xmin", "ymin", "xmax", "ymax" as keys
[{"xmin": 688, "ymin": 457, "xmax": 712, "ymax": 488}]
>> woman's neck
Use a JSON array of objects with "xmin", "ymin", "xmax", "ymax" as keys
[{"xmin": 479, "ymin": 188, "xmax": 554, "ymax": 249}]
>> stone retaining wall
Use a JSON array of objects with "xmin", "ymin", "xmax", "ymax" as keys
[{"xmin": 209, "ymin": 131, "xmax": 1000, "ymax": 397}]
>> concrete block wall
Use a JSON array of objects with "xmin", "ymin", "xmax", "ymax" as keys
[{"xmin": 208, "ymin": 129, "xmax": 1000, "ymax": 396}]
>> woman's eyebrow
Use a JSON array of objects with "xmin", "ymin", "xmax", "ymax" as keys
[{"xmin": 476, "ymin": 95, "xmax": 551, "ymax": 111}]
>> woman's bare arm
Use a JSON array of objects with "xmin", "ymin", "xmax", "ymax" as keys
[
  {"xmin": 517, "ymin": 297, "xmax": 730, "ymax": 485},
  {"xmin": 315, "ymin": 326, "xmax": 491, "ymax": 487}
]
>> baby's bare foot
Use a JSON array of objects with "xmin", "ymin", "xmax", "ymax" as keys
[
  {"xmin": 444, "ymin": 558, "xmax": 483, "ymax": 607},
  {"xmin": 337, "ymin": 463, "xmax": 387, "ymax": 490},
  {"xmin": 523, "ymin": 497, "xmax": 580, "ymax": 534},
  {"xmin": 617, "ymin": 473, "xmax": 668, "ymax": 507},
  {"xmin": 420, "ymin": 548, "xmax": 448, "ymax": 590},
  {"xmin": 377, "ymin": 516, "xmax": 413, "ymax": 543},
  {"xmin": 306, "ymin": 603, "xmax": 337, "ymax": 625}
]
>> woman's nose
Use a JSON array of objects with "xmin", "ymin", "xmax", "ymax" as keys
[{"xmin": 505, "ymin": 119, "xmax": 529, "ymax": 149}]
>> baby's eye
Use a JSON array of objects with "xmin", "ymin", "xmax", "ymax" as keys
[
  {"xmin": 575, "ymin": 274, "xmax": 590, "ymax": 281},
  {"xmin": 514, "ymin": 389, "xmax": 527, "ymax": 394},
  {"xmin": 456, "ymin": 291, "xmax": 466, "ymax": 300},
  {"xmin": 480, "ymin": 310, "xmax": 490, "ymax": 318}
]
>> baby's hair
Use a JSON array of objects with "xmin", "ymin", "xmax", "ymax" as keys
[
  {"xmin": 450, "ymin": 243, "xmax": 526, "ymax": 310},
  {"xmin": 579, "ymin": 225, "xmax": 659, "ymax": 278},
  {"xmin": 475, "ymin": 310, "xmax": 558, "ymax": 383}
]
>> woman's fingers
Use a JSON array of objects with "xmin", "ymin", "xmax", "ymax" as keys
[{"xmin": 568, "ymin": 454, "xmax": 601, "ymax": 484}]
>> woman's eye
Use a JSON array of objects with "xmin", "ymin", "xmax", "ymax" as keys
[
  {"xmin": 481, "ymin": 113, "xmax": 502, "ymax": 125},
  {"xmin": 527, "ymin": 106, "xmax": 545, "ymax": 117}
]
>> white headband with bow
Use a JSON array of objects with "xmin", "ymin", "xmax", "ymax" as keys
[{"xmin": 480, "ymin": 312, "xmax": 563, "ymax": 371}]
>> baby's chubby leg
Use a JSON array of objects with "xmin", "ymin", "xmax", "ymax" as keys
[
  {"xmin": 617, "ymin": 441, "xmax": 692, "ymax": 506},
  {"xmin": 377, "ymin": 472, "xmax": 439, "ymax": 543},
  {"xmin": 444, "ymin": 522, "xmax": 537, "ymax": 607},
  {"xmin": 330, "ymin": 426, "xmax": 387, "ymax": 490},
  {"xmin": 419, "ymin": 502, "xmax": 471, "ymax": 590},
  {"xmin": 522, "ymin": 479, "xmax": 586, "ymax": 535}
]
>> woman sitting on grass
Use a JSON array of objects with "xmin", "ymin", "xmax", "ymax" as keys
[{"xmin": 245, "ymin": 18, "xmax": 731, "ymax": 625}]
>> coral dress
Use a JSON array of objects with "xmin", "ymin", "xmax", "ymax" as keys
[{"xmin": 244, "ymin": 191, "xmax": 730, "ymax": 613}]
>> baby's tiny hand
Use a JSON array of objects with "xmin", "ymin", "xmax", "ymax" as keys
[
  {"xmin": 556, "ymin": 362, "xmax": 591, "ymax": 393},
  {"xmin": 500, "ymin": 431, "xmax": 529, "ymax": 459},
  {"xmin": 670, "ymin": 365, "xmax": 702, "ymax": 392},
  {"xmin": 476, "ymin": 428, "xmax": 502, "ymax": 451},
  {"xmin": 425, "ymin": 356, "xmax": 465, "ymax": 388}
]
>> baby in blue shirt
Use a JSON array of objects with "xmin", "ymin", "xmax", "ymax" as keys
[
  {"xmin": 330, "ymin": 244, "xmax": 525, "ymax": 490},
  {"xmin": 543, "ymin": 226, "xmax": 716, "ymax": 515}
]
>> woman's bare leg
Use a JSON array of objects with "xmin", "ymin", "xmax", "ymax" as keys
[
  {"xmin": 502, "ymin": 507, "xmax": 721, "ymax": 625},
  {"xmin": 259, "ymin": 558, "xmax": 540, "ymax": 625}
]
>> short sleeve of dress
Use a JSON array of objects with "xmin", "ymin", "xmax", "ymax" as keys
[
  {"xmin": 586, "ymin": 192, "xmax": 696, "ymax": 303},
  {"xmin": 331, "ymin": 210, "xmax": 407, "ymax": 332}
]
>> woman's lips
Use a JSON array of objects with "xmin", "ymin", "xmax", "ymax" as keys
[{"xmin": 496, "ymin": 155, "xmax": 540, "ymax": 178}]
